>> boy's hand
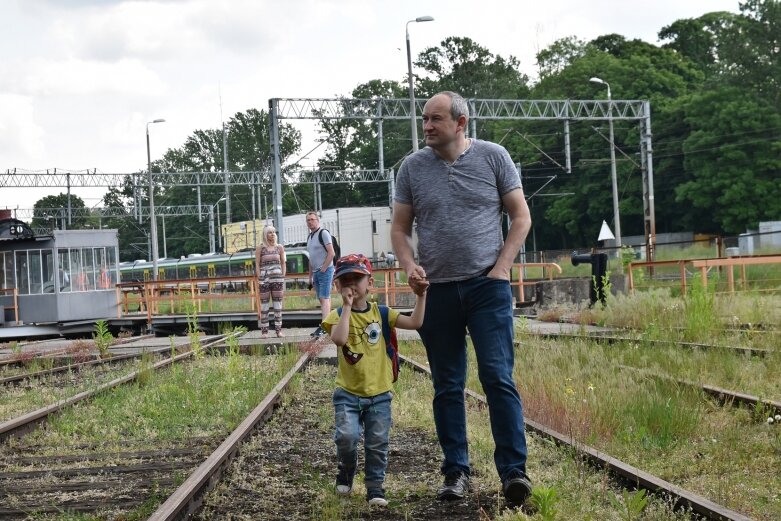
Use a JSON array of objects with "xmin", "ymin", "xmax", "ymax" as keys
[
  {"xmin": 405, "ymin": 262, "xmax": 429, "ymax": 296},
  {"xmin": 411, "ymin": 278, "xmax": 429, "ymax": 296},
  {"xmin": 340, "ymin": 286, "xmax": 355, "ymax": 308}
]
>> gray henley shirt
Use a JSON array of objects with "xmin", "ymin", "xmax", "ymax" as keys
[{"xmin": 394, "ymin": 139, "xmax": 521, "ymax": 283}]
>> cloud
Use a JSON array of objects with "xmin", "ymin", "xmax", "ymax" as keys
[
  {"xmin": 49, "ymin": 0, "xmax": 285, "ymax": 63},
  {"xmin": 11, "ymin": 57, "xmax": 167, "ymax": 97},
  {"xmin": 0, "ymin": 95, "xmax": 45, "ymax": 162}
]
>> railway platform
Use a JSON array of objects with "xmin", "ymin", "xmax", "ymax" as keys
[{"xmin": 1, "ymin": 319, "xmax": 612, "ymax": 362}]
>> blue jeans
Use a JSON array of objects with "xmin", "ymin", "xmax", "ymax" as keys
[
  {"xmin": 418, "ymin": 275, "xmax": 528, "ymax": 482},
  {"xmin": 313, "ymin": 266, "xmax": 334, "ymax": 300},
  {"xmin": 333, "ymin": 387, "xmax": 392, "ymax": 489}
]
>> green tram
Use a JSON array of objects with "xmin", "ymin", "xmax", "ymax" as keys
[{"xmin": 118, "ymin": 246, "xmax": 310, "ymax": 284}]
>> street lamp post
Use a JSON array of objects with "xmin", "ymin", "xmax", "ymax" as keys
[
  {"xmin": 146, "ymin": 118, "xmax": 166, "ymax": 280},
  {"xmin": 589, "ymin": 77, "xmax": 622, "ymax": 250},
  {"xmin": 162, "ymin": 213, "xmax": 167, "ymax": 259},
  {"xmin": 406, "ymin": 15, "xmax": 434, "ymax": 152}
]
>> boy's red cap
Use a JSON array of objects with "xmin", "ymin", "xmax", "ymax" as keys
[{"xmin": 334, "ymin": 254, "xmax": 373, "ymax": 280}]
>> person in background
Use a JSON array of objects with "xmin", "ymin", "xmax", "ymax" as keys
[
  {"xmin": 74, "ymin": 269, "xmax": 88, "ymax": 291},
  {"xmin": 322, "ymin": 253, "xmax": 428, "ymax": 507},
  {"xmin": 255, "ymin": 224, "xmax": 286, "ymax": 338},
  {"xmin": 59, "ymin": 267, "xmax": 70, "ymax": 289},
  {"xmin": 306, "ymin": 211, "xmax": 335, "ymax": 338},
  {"xmin": 98, "ymin": 266, "xmax": 111, "ymax": 289},
  {"xmin": 391, "ymin": 91, "xmax": 534, "ymax": 508}
]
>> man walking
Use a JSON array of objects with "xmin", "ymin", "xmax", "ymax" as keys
[
  {"xmin": 306, "ymin": 211, "xmax": 336, "ymax": 338},
  {"xmin": 391, "ymin": 91, "xmax": 533, "ymax": 507}
]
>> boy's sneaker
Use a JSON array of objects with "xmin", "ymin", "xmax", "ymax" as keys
[
  {"xmin": 502, "ymin": 470, "xmax": 532, "ymax": 507},
  {"xmin": 310, "ymin": 326, "xmax": 325, "ymax": 338},
  {"xmin": 366, "ymin": 488, "xmax": 388, "ymax": 507},
  {"xmin": 436, "ymin": 471, "xmax": 469, "ymax": 501},
  {"xmin": 335, "ymin": 468, "xmax": 354, "ymax": 495}
]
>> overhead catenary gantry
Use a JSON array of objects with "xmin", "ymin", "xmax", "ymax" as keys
[
  {"xmin": 268, "ymin": 97, "xmax": 655, "ymax": 259},
  {"xmin": 0, "ymin": 169, "xmax": 390, "ymax": 188},
  {"xmin": 1, "ymin": 168, "xmax": 389, "ymax": 231},
  {"xmin": 4, "ymin": 97, "xmax": 656, "ymax": 258}
]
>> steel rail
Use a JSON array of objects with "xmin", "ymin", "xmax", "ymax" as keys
[
  {"xmin": 618, "ymin": 364, "xmax": 781, "ymax": 416},
  {"xmin": 523, "ymin": 330, "xmax": 770, "ymax": 358},
  {"xmin": 0, "ymin": 334, "xmax": 234, "ymax": 442},
  {"xmin": 0, "ymin": 343, "xmax": 172, "ymax": 386},
  {"xmin": 0, "ymin": 334, "xmax": 155, "ymax": 368},
  {"xmin": 147, "ymin": 350, "xmax": 313, "ymax": 521},
  {"xmin": 400, "ymin": 355, "xmax": 754, "ymax": 521}
]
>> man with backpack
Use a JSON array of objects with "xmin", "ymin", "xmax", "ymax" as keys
[{"xmin": 306, "ymin": 211, "xmax": 337, "ymax": 338}]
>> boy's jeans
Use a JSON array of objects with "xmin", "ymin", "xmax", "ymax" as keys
[{"xmin": 333, "ymin": 387, "xmax": 393, "ymax": 489}]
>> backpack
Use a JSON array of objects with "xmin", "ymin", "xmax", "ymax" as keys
[
  {"xmin": 318, "ymin": 228, "xmax": 341, "ymax": 266},
  {"xmin": 336, "ymin": 305, "xmax": 399, "ymax": 382}
]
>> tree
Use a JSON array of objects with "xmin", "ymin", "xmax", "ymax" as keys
[
  {"xmin": 129, "ymin": 108, "xmax": 302, "ymax": 258},
  {"xmin": 313, "ymin": 80, "xmax": 410, "ymax": 210},
  {"xmin": 719, "ymin": 0, "xmax": 781, "ymax": 105},
  {"xmin": 660, "ymin": 2, "xmax": 781, "ymax": 105},
  {"xmin": 32, "ymin": 193, "xmax": 87, "ymax": 230},
  {"xmin": 675, "ymin": 87, "xmax": 781, "ymax": 233},
  {"xmin": 524, "ymin": 35, "xmax": 705, "ymax": 248},
  {"xmin": 101, "ymin": 186, "xmax": 150, "ymax": 262},
  {"xmin": 416, "ymin": 37, "xmax": 530, "ymax": 100},
  {"xmin": 658, "ymin": 11, "xmax": 737, "ymax": 71},
  {"xmin": 535, "ymin": 36, "xmax": 587, "ymax": 79}
]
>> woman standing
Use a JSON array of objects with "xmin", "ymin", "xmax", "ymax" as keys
[{"xmin": 255, "ymin": 225, "xmax": 286, "ymax": 338}]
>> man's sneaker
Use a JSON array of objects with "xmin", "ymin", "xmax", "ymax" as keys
[
  {"xmin": 335, "ymin": 468, "xmax": 353, "ymax": 495},
  {"xmin": 366, "ymin": 488, "xmax": 388, "ymax": 507},
  {"xmin": 310, "ymin": 326, "xmax": 325, "ymax": 338},
  {"xmin": 436, "ymin": 471, "xmax": 469, "ymax": 501},
  {"xmin": 502, "ymin": 471, "xmax": 532, "ymax": 507}
]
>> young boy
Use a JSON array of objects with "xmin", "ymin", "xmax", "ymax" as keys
[{"xmin": 322, "ymin": 253, "xmax": 428, "ymax": 507}]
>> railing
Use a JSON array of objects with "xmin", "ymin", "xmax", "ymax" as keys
[
  {"xmin": 627, "ymin": 260, "xmax": 693, "ymax": 294},
  {"xmin": 117, "ymin": 263, "xmax": 565, "ymax": 321},
  {"xmin": 627, "ymin": 255, "xmax": 781, "ymax": 295},
  {"xmin": 0, "ymin": 288, "xmax": 20, "ymax": 325},
  {"xmin": 118, "ymin": 276, "xmax": 260, "ymax": 323},
  {"xmin": 516, "ymin": 263, "xmax": 562, "ymax": 303},
  {"xmin": 691, "ymin": 255, "xmax": 781, "ymax": 293}
]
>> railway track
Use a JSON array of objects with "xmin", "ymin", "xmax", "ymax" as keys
[
  {"xmin": 152, "ymin": 344, "xmax": 759, "ymax": 520},
  {"xmin": 0, "ymin": 331, "xmax": 283, "ymax": 519},
  {"xmin": 400, "ymin": 355, "xmax": 755, "ymax": 521},
  {"xmin": 617, "ymin": 364, "xmax": 781, "ymax": 416},
  {"xmin": 0, "ymin": 343, "xmax": 175, "ymax": 387},
  {"xmin": 0, "ymin": 335, "xmax": 765, "ymax": 520},
  {"xmin": 0, "ymin": 334, "xmax": 156, "ymax": 371},
  {"xmin": 0, "ymin": 334, "xmax": 233, "ymax": 442},
  {"xmin": 523, "ymin": 329, "xmax": 771, "ymax": 358}
]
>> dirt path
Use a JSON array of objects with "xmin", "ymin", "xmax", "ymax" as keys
[{"xmin": 195, "ymin": 361, "xmax": 504, "ymax": 520}]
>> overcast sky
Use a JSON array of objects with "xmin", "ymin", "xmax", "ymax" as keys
[{"xmin": 1, "ymin": 0, "xmax": 741, "ymax": 213}]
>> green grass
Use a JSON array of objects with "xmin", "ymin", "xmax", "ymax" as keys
[
  {"xmin": 401, "ymin": 330, "xmax": 780, "ymax": 520},
  {"xmin": 9, "ymin": 350, "xmax": 302, "ymax": 520},
  {"xmin": 24, "ymin": 350, "xmax": 301, "ymax": 446},
  {"xmin": 0, "ymin": 359, "xmax": 145, "ymax": 422}
]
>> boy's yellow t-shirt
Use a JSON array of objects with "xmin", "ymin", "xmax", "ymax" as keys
[{"xmin": 322, "ymin": 302, "xmax": 400, "ymax": 397}]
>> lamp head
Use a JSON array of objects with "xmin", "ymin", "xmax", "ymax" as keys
[
  {"xmin": 589, "ymin": 77, "xmax": 605, "ymax": 85},
  {"xmin": 146, "ymin": 119, "xmax": 166, "ymax": 132},
  {"xmin": 416, "ymin": 16, "xmax": 434, "ymax": 22}
]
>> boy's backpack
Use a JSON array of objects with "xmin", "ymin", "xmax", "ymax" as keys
[
  {"xmin": 336, "ymin": 305, "xmax": 399, "ymax": 382},
  {"xmin": 318, "ymin": 229, "xmax": 341, "ymax": 266}
]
